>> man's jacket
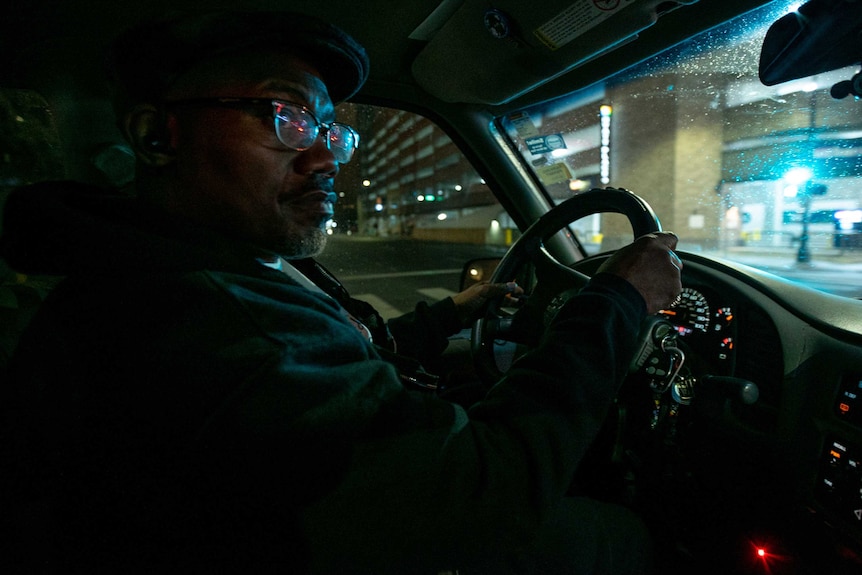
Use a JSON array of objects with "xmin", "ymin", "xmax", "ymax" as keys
[{"xmin": 0, "ymin": 181, "xmax": 646, "ymax": 573}]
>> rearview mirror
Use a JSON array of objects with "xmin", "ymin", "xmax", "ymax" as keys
[{"xmin": 759, "ymin": 0, "xmax": 862, "ymax": 86}]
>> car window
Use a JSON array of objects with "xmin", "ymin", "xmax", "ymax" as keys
[
  {"xmin": 499, "ymin": 0, "xmax": 862, "ymax": 299},
  {"xmin": 316, "ymin": 103, "xmax": 510, "ymax": 319}
]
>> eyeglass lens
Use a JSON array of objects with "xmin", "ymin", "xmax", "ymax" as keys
[{"xmin": 274, "ymin": 103, "xmax": 357, "ymax": 163}]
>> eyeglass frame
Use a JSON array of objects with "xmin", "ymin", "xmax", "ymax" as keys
[{"xmin": 163, "ymin": 97, "xmax": 360, "ymax": 163}]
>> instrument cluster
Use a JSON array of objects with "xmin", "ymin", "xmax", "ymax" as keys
[{"xmin": 657, "ymin": 286, "xmax": 736, "ymax": 369}]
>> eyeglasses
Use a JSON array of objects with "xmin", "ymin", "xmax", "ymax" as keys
[{"xmin": 164, "ymin": 98, "xmax": 360, "ymax": 163}]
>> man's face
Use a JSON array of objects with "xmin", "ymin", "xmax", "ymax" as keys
[{"xmin": 160, "ymin": 50, "xmax": 340, "ymax": 258}]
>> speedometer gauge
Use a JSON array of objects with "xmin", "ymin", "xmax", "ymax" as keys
[{"xmin": 658, "ymin": 287, "xmax": 710, "ymax": 336}]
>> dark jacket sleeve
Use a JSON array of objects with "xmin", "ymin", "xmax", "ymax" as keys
[{"xmin": 386, "ymin": 296, "xmax": 462, "ymax": 363}]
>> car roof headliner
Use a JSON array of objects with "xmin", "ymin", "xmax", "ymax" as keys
[{"xmin": 0, "ymin": 0, "xmax": 773, "ymax": 116}]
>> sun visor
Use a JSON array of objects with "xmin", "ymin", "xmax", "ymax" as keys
[
  {"xmin": 411, "ymin": 0, "xmax": 699, "ymax": 105},
  {"xmin": 759, "ymin": 0, "xmax": 862, "ymax": 86}
]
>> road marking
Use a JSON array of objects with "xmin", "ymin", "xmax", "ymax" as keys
[
  {"xmin": 351, "ymin": 294, "xmax": 403, "ymax": 320},
  {"xmin": 418, "ymin": 287, "xmax": 457, "ymax": 301},
  {"xmin": 351, "ymin": 287, "xmax": 458, "ymax": 321},
  {"xmin": 339, "ymin": 268, "xmax": 461, "ymax": 281}
]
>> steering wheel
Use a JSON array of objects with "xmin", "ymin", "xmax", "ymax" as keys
[{"xmin": 471, "ymin": 187, "xmax": 662, "ymax": 383}]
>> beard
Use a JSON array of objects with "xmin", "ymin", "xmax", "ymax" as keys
[
  {"xmin": 275, "ymin": 175, "xmax": 335, "ymax": 259},
  {"xmin": 279, "ymin": 224, "xmax": 328, "ymax": 259}
]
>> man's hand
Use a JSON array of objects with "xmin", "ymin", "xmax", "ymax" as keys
[
  {"xmin": 451, "ymin": 281, "xmax": 523, "ymax": 325},
  {"xmin": 597, "ymin": 231, "xmax": 683, "ymax": 314}
]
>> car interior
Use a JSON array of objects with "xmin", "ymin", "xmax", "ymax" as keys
[{"xmin": 3, "ymin": 0, "xmax": 862, "ymax": 573}]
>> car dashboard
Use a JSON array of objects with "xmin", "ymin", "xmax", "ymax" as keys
[{"xmin": 614, "ymin": 252, "xmax": 862, "ymax": 573}]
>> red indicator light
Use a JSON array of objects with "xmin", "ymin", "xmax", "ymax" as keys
[
  {"xmin": 749, "ymin": 538, "xmax": 790, "ymax": 569},
  {"xmin": 839, "ymin": 402, "xmax": 850, "ymax": 413}
]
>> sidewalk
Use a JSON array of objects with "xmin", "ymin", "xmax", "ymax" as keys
[{"xmin": 697, "ymin": 245, "xmax": 862, "ymax": 271}]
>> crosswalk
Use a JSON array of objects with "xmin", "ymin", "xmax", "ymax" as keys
[
  {"xmin": 416, "ymin": 287, "xmax": 459, "ymax": 302},
  {"xmin": 350, "ymin": 294, "xmax": 403, "ymax": 321},
  {"xmin": 352, "ymin": 287, "xmax": 458, "ymax": 320},
  {"xmin": 337, "ymin": 267, "xmax": 463, "ymax": 321}
]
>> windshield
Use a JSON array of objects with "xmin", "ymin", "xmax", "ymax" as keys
[{"xmin": 500, "ymin": 0, "xmax": 862, "ymax": 299}]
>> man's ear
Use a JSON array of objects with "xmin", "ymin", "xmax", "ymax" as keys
[{"xmin": 123, "ymin": 104, "xmax": 177, "ymax": 167}]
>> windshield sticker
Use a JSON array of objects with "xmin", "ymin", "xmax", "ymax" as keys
[
  {"xmin": 508, "ymin": 111, "xmax": 540, "ymax": 138},
  {"xmin": 535, "ymin": 0, "xmax": 628, "ymax": 51},
  {"xmin": 535, "ymin": 162, "xmax": 573, "ymax": 185},
  {"xmin": 526, "ymin": 133, "xmax": 567, "ymax": 155}
]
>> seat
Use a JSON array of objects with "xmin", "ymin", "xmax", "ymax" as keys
[
  {"xmin": 0, "ymin": 88, "xmax": 67, "ymax": 379},
  {"xmin": 0, "ymin": 272, "xmax": 60, "ymax": 377}
]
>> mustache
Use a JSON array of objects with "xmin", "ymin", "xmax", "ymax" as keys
[{"xmin": 299, "ymin": 176, "xmax": 337, "ymax": 204}]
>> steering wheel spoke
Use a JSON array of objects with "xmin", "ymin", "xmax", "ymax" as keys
[{"xmin": 535, "ymin": 248, "xmax": 592, "ymax": 291}]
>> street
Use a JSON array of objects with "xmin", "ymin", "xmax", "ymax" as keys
[
  {"xmin": 315, "ymin": 236, "xmax": 862, "ymax": 321},
  {"xmin": 317, "ymin": 235, "xmax": 508, "ymax": 319}
]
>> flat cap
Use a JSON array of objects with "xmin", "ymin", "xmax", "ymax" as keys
[{"xmin": 107, "ymin": 11, "xmax": 369, "ymax": 108}]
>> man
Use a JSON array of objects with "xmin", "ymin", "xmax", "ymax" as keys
[{"xmin": 0, "ymin": 11, "xmax": 682, "ymax": 574}]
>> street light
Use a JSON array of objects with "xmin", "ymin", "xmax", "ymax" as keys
[
  {"xmin": 783, "ymin": 168, "xmax": 811, "ymax": 263},
  {"xmin": 783, "ymin": 168, "xmax": 827, "ymax": 263}
]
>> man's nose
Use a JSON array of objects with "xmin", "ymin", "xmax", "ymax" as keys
[{"xmin": 294, "ymin": 135, "xmax": 339, "ymax": 176}]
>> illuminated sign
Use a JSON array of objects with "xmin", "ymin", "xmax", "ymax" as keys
[{"xmin": 600, "ymin": 105, "xmax": 612, "ymax": 184}]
